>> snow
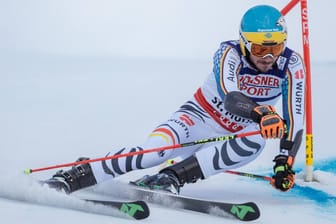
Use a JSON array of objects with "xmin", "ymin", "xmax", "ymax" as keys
[{"xmin": 1, "ymin": 0, "xmax": 336, "ymax": 223}]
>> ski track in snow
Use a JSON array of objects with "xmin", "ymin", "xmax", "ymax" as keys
[
  {"xmin": 0, "ymin": 159, "xmax": 335, "ymax": 224},
  {"xmin": 0, "ymin": 173, "xmax": 130, "ymax": 220}
]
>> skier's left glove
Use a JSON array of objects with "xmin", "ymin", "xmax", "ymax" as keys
[
  {"xmin": 251, "ymin": 105, "xmax": 286, "ymax": 139},
  {"xmin": 270, "ymin": 155, "xmax": 295, "ymax": 192}
]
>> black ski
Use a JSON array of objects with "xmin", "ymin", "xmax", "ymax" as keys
[
  {"xmin": 38, "ymin": 180, "xmax": 150, "ymax": 220},
  {"xmin": 84, "ymin": 199, "xmax": 150, "ymax": 220},
  {"xmin": 125, "ymin": 186, "xmax": 260, "ymax": 221}
]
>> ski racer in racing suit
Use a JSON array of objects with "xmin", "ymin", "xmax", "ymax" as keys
[{"xmin": 44, "ymin": 5, "xmax": 305, "ymax": 195}]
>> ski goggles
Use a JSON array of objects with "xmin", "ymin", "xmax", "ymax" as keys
[{"xmin": 250, "ymin": 42, "xmax": 284, "ymax": 58}]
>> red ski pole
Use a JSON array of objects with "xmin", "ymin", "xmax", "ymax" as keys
[{"xmin": 24, "ymin": 130, "xmax": 260, "ymax": 174}]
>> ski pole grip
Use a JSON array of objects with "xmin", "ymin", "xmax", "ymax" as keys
[{"xmin": 24, "ymin": 168, "xmax": 32, "ymax": 174}]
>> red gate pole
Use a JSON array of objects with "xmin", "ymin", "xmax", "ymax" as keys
[
  {"xmin": 281, "ymin": 0, "xmax": 314, "ymax": 181},
  {"xmin": 299, "ymin": 0, "xmax": 314, "ymax": 181},
  {"xmin": 281, "ymin": 0, "xmax": 300, "ymax": 15}
]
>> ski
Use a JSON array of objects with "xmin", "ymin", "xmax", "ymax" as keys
[
  {"xmin": 84, "ymin": 199, "xmax": 150, "ymax": 220},
  {"xmin": 37, "ymin": 180, "xmax": 150, "ymax": 220},
  {"xmin": 124, "ymin": 186, "xmax": 260, "ymax": 221}
]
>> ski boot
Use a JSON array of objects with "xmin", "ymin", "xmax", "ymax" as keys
[
  {"xmin": 42, "ymin": 157, "xmax": 97, "ymax": 194},
  {"xmin": 131, "ymin": 156, "xmax": 204, "ymax": 194}
]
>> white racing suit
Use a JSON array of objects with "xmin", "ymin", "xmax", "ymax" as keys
[{"xmin": 91, "ymin": 40, "xmax": 306, "ymax": 183}]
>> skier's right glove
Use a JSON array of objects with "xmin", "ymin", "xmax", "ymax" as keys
[
  {"xmin": 251, "ymin": 105, "xmax": 286, "ymax": 139},
  {"xmin": 270, "ymin": 155, "xmax": 295, "ymax": 192}
]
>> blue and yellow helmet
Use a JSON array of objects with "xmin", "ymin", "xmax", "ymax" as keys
[{"xmin": 239, "ymin": 5, "xmax": 287, "ymax": 56}]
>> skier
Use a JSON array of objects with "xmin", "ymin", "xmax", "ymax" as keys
[{"xmin": 44, "ymin": 5, "xmax": 305, "ymax": 195}]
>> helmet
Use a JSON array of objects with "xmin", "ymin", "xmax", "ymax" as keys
[{"xmin": 239, "ymin": 5, "xmax": 287, "ymax": 57}]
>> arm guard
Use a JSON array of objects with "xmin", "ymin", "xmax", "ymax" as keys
[{"xmin": 224, "ymin": 91, "xmax": 259, "ymax": 119}]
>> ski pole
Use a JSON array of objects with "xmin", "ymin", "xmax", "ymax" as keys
[
  {"xmin": 224, "ymin": 170, "xmax": 272, "ymax": 181},
  {"xmin": 24, "ymin": 130, "xmax": 260, "ymax": 174}
]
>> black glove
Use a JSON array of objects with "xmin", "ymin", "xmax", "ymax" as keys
[
  {"xmin": 251, "ymin": 105, "xmax": 286, "ymax": 139},
  {"xmin": 270, "ymin": 155, "xmax": 295, "ymax": 192}
]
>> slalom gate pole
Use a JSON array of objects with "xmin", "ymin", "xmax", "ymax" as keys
[
  {"xmin": 224, "ymin": 170, "xmax": 272, "ymax": 181},
  {"xmin": 24, "ymin": 130, "xmax": 261, "ymax": 174},
  {"xmin": 281, "ymin": 0, "xmax": 300, "ymax": 15},
  {"xmin": 300, "ymin": 0, "xmax": 314, "ymax": 182},
  {"xmin": 281, "ymin": 0, "xmax": 314, "ymax": 181}
]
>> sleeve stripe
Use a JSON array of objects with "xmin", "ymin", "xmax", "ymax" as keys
[
  {"xmin": 286, "ymin": 70, "xmax": 294, "ymax": 139},
  {"xmin": 219, "ymin": 46, "xmax": 233, "ymax": 95}
]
